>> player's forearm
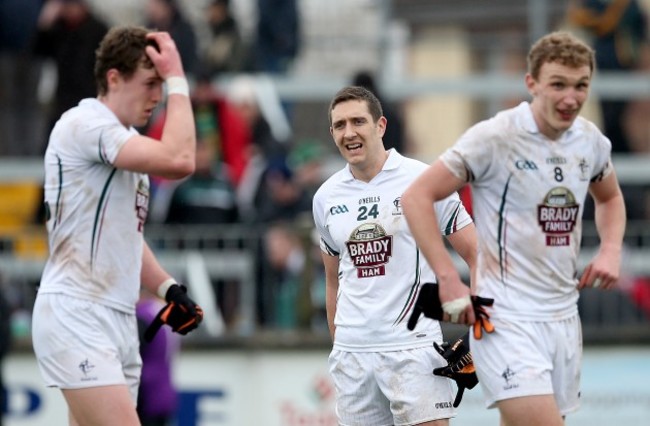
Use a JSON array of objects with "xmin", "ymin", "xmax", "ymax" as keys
[
  {"xmin": 325, "ymin": 292, "xmax": 336, "ymax": 342},
  {"xmin": 594, "ymin": 192, "xmax": 626, "ymax": 254},
  {"xmin": 140, "ymin": 241, "xmax": 175, "ymax": 297},
  {"xmin": 159, "ymin": 84, "xmax": 196, "ymax": 178},
  {"xmin": 324, "ymin": 272, "xmax": 339, "ymax": 341},
  {"xmin": 446, "ymin": 224, "xmax": 478, "ymax": 288}
]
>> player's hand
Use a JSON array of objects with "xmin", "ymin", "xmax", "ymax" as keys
[
  {"xmin": 578, "ymin": 246, "xmax": 621, "ymax": 290},
  {"xmin": 432, "ymin": 331, "xmax": 478, "ymax": 407},
  {"xmin": 145, "ymin": 31, "xmax": 185, "ymax": 79},
  {"xmin": 438, "ymin": 276, "xmax": 474, "ymax": 324},
  {"xmin": 144, "ymin": 284, "xmax": 203, "ymax": 342},
  {"xmin": 407, "ymin": 283, "xmax": 494, "ymax": 333}
]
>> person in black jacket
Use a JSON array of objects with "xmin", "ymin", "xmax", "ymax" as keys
[
  {"xmin": 145, "ymin": 0, "xmax": 198, "ymax": 77},
  {"xmin": 0, "ymin": 280, "xmax": 11, "ymax": 426},
  {"xmin": 32, "ymin": 0, "xmax": 109, "ymax": 146},
  {"xmin": 253, "ymin": 0, "xmax": 300, "ymax": 74}
]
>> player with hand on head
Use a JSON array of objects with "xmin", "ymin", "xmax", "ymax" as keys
[
  {"xmin": 31, "ymin": 26, "xmax": 202, "ymax": 426},
  {"xmin": 312, "ymin": 85, "xmax": 477, "ymax": 426},
  {"xmin": 402, "ymin": 31, "xmax": 626, "ymax": 426}
]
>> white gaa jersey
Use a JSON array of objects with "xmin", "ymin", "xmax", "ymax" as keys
[
  {"xmin": 441, "ymin": 101, "xmax": 612, "ymax": 321},
  {"xmin": 39, "ymin": 98, "xmax": 149, "ymax": 314},
  {"xmin": 313, "ymin": 150, "xmax": 472, "ymax": 352}
]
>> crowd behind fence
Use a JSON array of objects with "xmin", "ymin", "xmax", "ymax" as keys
[{"xmin": 1, "ymin": 218, "xmax": 649, "ymax": 349}]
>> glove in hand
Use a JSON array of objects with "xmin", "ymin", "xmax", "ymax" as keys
[
  {"xmin": 433, "ymin": 331, "xmax": 477, "ymax": 407},
  {"xmin": 407, "ymin": 283, "xmax": 495, "ymax": 340},
  {"xmin": 406, "ymin": 282, "xmax": 443, "ymax": 329},
  {"xmin": 472, "ymin": 295, "xmax": 495, "ymax": 340},
  {"xmin": 144, "ymin": 284, "xmax": 204, "ymax": 342}
]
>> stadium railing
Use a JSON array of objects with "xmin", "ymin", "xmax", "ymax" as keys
[{"xmin": 0, "ymin": 154, "xmax": 649, "ymax": 346}]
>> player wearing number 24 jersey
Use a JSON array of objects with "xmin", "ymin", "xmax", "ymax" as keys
[
  {"xmin": 313, "ymin": 151, "xmax": 472, "ymax": 351},
  {"xmin": 313, "ymin": 86, "xmax": 477, "ymax": 426}
]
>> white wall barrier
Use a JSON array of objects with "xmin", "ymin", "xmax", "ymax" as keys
[{"xmin": 4, "ymin": 346, "xmax": 650, "ymax": 426}]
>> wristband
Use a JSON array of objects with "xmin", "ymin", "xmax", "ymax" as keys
[
  {"xmin": 442, "ymin": 296, "xmax": 471, "ymax": 322},
  {"xmin": 166, "ymin": 76, "xmax": 189, "ymax": 97},
  {"xmin": 157, "ymin": 278, "xmax": 178, "ymax": 300}
]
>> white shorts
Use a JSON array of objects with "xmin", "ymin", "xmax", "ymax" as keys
[
  {"xmin": 471, "ymin": 314, "xmax": 582, "ymax": 415},
  {"xmin": 32, "ymin": 293, "xmax": 142, "ymax": 403},
  {"xmin": 328, "ymin": 347, "xmax": 457, "ymax": 426}
]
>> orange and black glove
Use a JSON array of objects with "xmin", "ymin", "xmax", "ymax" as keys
[
  {"xmin": 144, "ymin": 284, "xmax": 203, "ymax": 342},
  {"xmin": 433, "ymin": 331, "xmax": 477, "ymax": 407},
  {"xmin": 472, "ymin": 295, "xmax": 495, "ymax": 340}
]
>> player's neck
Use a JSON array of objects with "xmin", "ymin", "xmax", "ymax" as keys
[{"xmin": 350, "ymin": 150, "xmax": 389, "ymax": 183}]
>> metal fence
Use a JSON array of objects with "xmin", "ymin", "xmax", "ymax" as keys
[{"xmin": 1, "ymin": 218, "xmax": 649, "ymax": 347}]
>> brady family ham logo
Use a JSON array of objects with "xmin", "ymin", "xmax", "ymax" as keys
[{"xmin": 346, "ymin": 223, "xmax": 393, "ymax": 278}]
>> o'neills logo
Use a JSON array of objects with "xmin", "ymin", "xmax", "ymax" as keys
[
  {"xmin": 537, "ymin": 187, "xmax": 579, "ymax": 247},
  {"xmin": 346, "ymin": 223, "xmax": 393, "ymax": 278}
]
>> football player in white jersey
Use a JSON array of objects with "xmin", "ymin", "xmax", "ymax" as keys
[
  {"xmin": 402, "ymin": 31, "xmax": 626, "ymax": 426},
  {"xmin": 313, "ymin": 86, "xmax": 477, "ymax": 426},
  {"xmin": 31, "ymin": 26, "xmax": 203, "ymax": 425}
]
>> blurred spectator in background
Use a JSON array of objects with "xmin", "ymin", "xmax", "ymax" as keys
[
  {"xmin": 137, "ymin": 289, "xmax": 180, "ymax": 426},
  {"xmin": 568, "ymin": 0, "xmax": 650, "ymax": 153},
  {"xmin": 190, "ymin": 72, "xmax": 251, "ymax": 188},
  {"xmin": 263, "ymin": 221, "xmax": 324, "ymax": 330},
  {"xmin": 226, "ymin": 75, "xmax": 292, "ymax": 223},
  {"xmin": 253, "ymin": 0, "xmax": 300, "ymax": 74},
  {"xmin": 0, "ymin": 278, "xmax": 11, "ymax": 426},
  {"xmin": 263, "ymin": 222, "xmax": 306, "ymax": 329},
  {"xmin": 202, "ymin": 0, "xmax": 250, "ymax": 76},
  {"xmin": 255, "ymin": 158, "xmax": 312, "ymax": 224},
  {"xmin": 147, "ymin": 71, "xmax": 251, "ymax": 194},
  {"xmin": 155, "ymin": 138, "xmax": 240, "ymax": 226},
  {"xmin": 0, "ymin": 0, "xmax": 40, "ymax": 53},
  {"xmin": 352, "ymin": 70, "xmax": 408, "ymax": 154},
  {"xmin": 147, "ymin": 73, "xmax": 249, "ymax": 226},
  {"xmin": 145, "ymin": 0, "xmax": 198, "ymax": 77},
  {"xmin": 0, "ymin": 0, "xmax": 42, "ymax": 156},
  {"xmin": 31, "ymin": 0, "xmax": 108, "ymax": 150},
  {"xmin": 287, "ymin": 138, "xmax": 326, "ymax": 199}
]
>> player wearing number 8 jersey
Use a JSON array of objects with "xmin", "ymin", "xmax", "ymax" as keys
[
  {"xmin": 402, "ymin": 31, "xmax": 626, "ymax": 426},
  {"xmin": 313, "ymin": 86, "xmax": 477, "ymax": 426}
]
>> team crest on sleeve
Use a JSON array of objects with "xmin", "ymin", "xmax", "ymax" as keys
[
  {"xmin": 346, "ymin": 223, "xmax": 393, "ymax": 278},
  {"xmin": 537, "ymin": 187, "xmax": 579, "ymax": 246}
]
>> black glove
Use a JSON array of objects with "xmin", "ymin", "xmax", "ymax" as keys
[
  {"xmin": 407, "ymin": 282, "xmax": 443, "ymax": 329},
  {"xmin": 433, "ymin": 331, "xmax": 478, "ymax": 407},
  {"xmin": 407, "ymin": 283, "xmax": 495, "ymax": 340},
  {"xmin": 144, "ymin": 284, "xmax": 204, "ymax": 342}
]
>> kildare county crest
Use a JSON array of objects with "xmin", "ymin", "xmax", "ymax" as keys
[{"xmin": 346, "ymin": 223, "xmax": 393, "ymax": 278}]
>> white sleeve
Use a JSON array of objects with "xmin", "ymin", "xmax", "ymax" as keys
[
  {"xmin": 434, "ymin": 192, "xmax": 473, "ymax": 236},
  {"xmin": 440, "ymin": 119, "xmax": 499, "ymax": 185},
  {"xmin": 76, "ymin": 118, "xmax": 135, "ymax": 165},
  {"xmin": 312, "ymin": 187, "xmax": 339, "ymax": 256}
]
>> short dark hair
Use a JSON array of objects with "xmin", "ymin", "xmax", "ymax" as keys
[
  {"xmin": 527, "ymin": 31, "xmax": 595, "ymax": 80},
  {"xmin": 94, "ymin": 26, "xmax": 158, "ymax": 96},
  {"xmin": 328, "ymin": 86, "xmax": 383, "ymax": 125}
]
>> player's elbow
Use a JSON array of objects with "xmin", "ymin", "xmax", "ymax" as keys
[{"xmin": 164, "ymin": 156, "xmax": 196, "ymax": 179}]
